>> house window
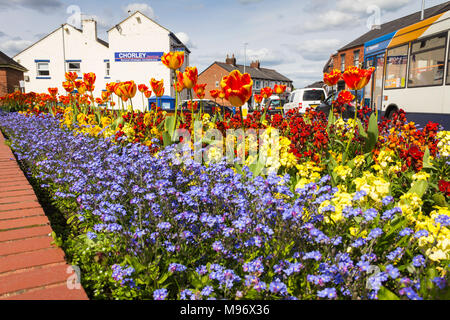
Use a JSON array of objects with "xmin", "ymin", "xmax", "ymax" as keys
[
  {"xmin": 105, "ymin": 61, "xmax": 110, "ymax": 77},
  {"xmin": 354, "ymin": 50, "xmax": 360, "ymax": 67},
  {"xmin": 409, "ymin": 32, "xmax": 447, "ymax": 87},
  {"xmin": 215, "ymin": 80, "xmax": 219, "ymax": 88},
  {"xmin": 66, "ymin": 61, "xmax": 81, "ymax": 73},
  {"xmin": 340, "ymin": 54, "xmax": 346, "ymax": 71},
  {"xmin": 37, "ymin": 62, "xmax": 50, "ymax": 77}
]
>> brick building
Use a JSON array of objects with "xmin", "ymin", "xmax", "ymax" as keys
[
  {"xmin": 0, "ymin": 51, "xmax": 27, "ymax": 96},
  {"xmin": 198, "ymin": 55, "xmax": 293, "ymax": 107}
]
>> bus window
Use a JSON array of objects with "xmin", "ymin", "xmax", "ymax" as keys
[
  {"xmin": 447, "ymin": 47, "xmax": 450, "ymax": 85},
  {"xmin": 385, "ymin": 45, "xmax": 408, "ymax": 89},
  {"xmin": 408, "ymin": 33, "xmax": 447, "ymax": 87}
]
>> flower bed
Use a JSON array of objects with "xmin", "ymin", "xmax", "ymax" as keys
[
  {"xmin": 0, "ymin": 111, "xmax": 448, "ymax": 300},
  {"xmin": 0, "ymin": 57, "xmax": 449, "ymax": 300}
]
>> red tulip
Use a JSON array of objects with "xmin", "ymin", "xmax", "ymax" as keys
[
  {"xmin": 83, "ymin": 72, "xmax": 96, "ymax": 86},
  {"xmin": 260, "ymin": 87, "xmax": 273, "ymax": 99},
  {"xmin": 194, "ymin": 83, "xmax": 207, "ymax": 99},
  {"xmin": 323, "ymin": 69, "xmax": 342, "ymax": 87},
  {"xmin": 62, "ymin": 81, "xmax": 74, "ymax": 93},
  {"xmin": 48, "ymin": 87, "xmax": 58, "ymax": 96},
  {"xmin": 220, "ymin": 70, "xmax": 253, "ymax": 108},
  {"xmin": 342, "ymin": 67, "xmax": 375, "ymax": 90},
  {"xmin": 138, "ymin": 84, "xmax": 149, "ymax": 93},
  {"xmin": 150, "ymin": 78, "xmax": 165, "ymax": 97},
  {"xmin": 274, "ymin": 84, "xmax": 287, "ymax": 94},
  {"xmin": 65, "ymin": 72, "xmax": 78, "ymax": 82}
]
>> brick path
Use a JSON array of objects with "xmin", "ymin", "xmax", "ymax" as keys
[{"xmin": 0, "ymin": 131, "xmax": 88, "ymax": 300}]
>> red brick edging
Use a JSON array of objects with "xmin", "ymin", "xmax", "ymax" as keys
[{"xmin": 0, "ymin": 131, "xmax": 88, "ymax": 300}]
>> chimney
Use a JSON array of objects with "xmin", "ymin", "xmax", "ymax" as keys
[
  {"xmin": 250, "ymin": 60, "xmax": 260, "ymax": 69},
  {"xmin": 226, "ymin": 54, "xmax": 236, "ymax": 66},
  {"xmin": 82, "ymin": 18, "xmax": 97, "ymax": 40}
]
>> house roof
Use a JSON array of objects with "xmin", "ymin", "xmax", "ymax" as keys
[
  {"xmin": 338, "ymin": 1, "xmax": 450, "ymax": 52},
  {"xmin": 211, "ymin": 61, "xmax": 292, "ymax": 83},
  {"xmin": 0, "ymin": 50, "xmax": 27, "ymax": 71}
]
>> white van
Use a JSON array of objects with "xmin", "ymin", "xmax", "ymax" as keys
[{"xmin": 283, "ymin": 88, "xmax": 327, "ymax": 114}]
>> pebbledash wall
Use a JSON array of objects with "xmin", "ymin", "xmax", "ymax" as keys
[{"xmin": 14, "ymin": 11, "xmax": 190, "ymax": 110}]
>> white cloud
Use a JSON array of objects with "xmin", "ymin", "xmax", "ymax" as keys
[
  {"xmin": 175, "ymin": 32, "xmax": 197, "ymax": 49},
  {"xmin": 238, "ymin": 0, "xmax": 264, "ymax": 4},
  {"xmin": 336, "ymin": 0, "xmax": 414, "ymax": 13},
  {"xmin": 245, "ymin": 48, "xmax": 292, "ymax": 66},
  {"xmin": 123, "ymin": 3, "xmax": 156, "ymax": 19},
  {"xmin": 0, "ymin": 0, "xmax": 62, "ymax": 12},
  {"xmin": 292, "ymin": 38, "xmax": 341, "ymax": 61},
  {"xmin": 0, "ymin": 39, "xmax": 33, "ymax": 56},
  {"xmin": 302, "ymin": 10, "xmax": 358, "ymax": 32}
]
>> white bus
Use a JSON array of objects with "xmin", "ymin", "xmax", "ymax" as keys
[{"xmin": 364, "ymin": 10, "xmax": 450, "ymax": 129}]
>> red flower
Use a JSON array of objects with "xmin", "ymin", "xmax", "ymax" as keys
[
  {"xmin": 323, "ymin": 69, "xmax": 341, "ymax": 87},
  {"xmin": 439, "ymin": 180, "xmax": 450, "ymax": 197}
]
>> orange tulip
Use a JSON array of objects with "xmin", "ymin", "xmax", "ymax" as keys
[
  {"xmin": 194, "ymin": 83, "xmax": 207, "ymax": 99},
  {"xmin": 48, "ymin": 87, "xmax": 58, "ymax": 96},
  {"xmin": 118, "ymin": 81, "xmax": 137, "ymax": 101},
  {"xmin": 336, "ymin": 90, "xmax": 355, "ymax": 105},
  {"xmin": 83, "ymin": 72, "xmax": 96, "ymax": 86},
  {"xmin": 65, "ymin": 72, "xmax": 78, "ymax": 82},
  {"xmin": 218, "ymin": 89, "xmax": 226, "ymax": 99},
  {"xmin": 77, "ymin": 82, "xmax": 87, "ymax": 95},
  {"xmin": 181, "ymin": 66, "xmax": 198, "ymax": 90},
  {"xmin": 113, "ymin": 83, "xmax": 122, "ymax": 97},
  {"xmin": 101, "ymin": 91, "xmax": 111, "ymax": 101},
  {"xmin": 62, "ymin": 81, "xmax": 74, "ymax": 93},
  {"xmin": 254, "ymin": 94, "xmax": 263, "ymax": 104},
  {"xmin": 144, "ymin": 90, "xmax": 152, "ymax": 99},
  {"xmin": 187, "ymin": 100, "xmax": 198, "ymax": 112},
  {"xmin": 323, "ymin": 69, "xmax": 342, "ymax": 87},
  {"xmin": 220, "ymin": 70, "xmax": 253, "ymax": 108},
  {"xmin": 150, "ymin": 78, "xmax": 165, "ymax": 97},
  {"xmin": 95, "ymin": 98, "xmax": 103, "ymax": 104},
  {"xmin": 274, "ymin": 84, "xmax": 287, "ymax": 94},
  {"xmin": 175, "ymin": 71, "xmax": 185, "ymax": 91},
  {"xmin": 210, "ymin": 89, "xmax": 220, "ymax": 99},
  {"xmin": 138, "ymin": 84, "xmax": 149, "ymax": 93},
  {"xmin": 86, "ymin": 84, "xmax": 95, "ymax": 92},
  {"xmin": 161, "ymin": 51, "xmax": 185, "ymax": 70},
  {"xmin": 260, "ymin": 87, "xmax": 273, "ymax": 99},
  {"xmin": 342, "ymin": 66, "xmax": 375, "ymax": 90},
  {"xmin": 105, "ymin": 82, "xmax": 116, "ymax": 93}
]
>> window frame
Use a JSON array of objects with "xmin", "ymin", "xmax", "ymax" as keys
[
  {"xmin": 384, "ymin": 43, "xmax": 409, "ymax": 91},
  {"xmin": 407, "ymin": 31, "xmax": 448, "ymax": 89},
  {"xmin": 340, "ymin": 54, "xmax": 346, "ymax": 71},
  {"xmin": 105, "ymin": 61, "xmax": 110, "ymax": 78},
  {"xmin": 36, "ymin": 61, "xmax": 50, "ymax": 78},
  {"xmin": 353, "ymin": 50, "xmax": 360, "ymax": 67},
  {"xmin": 66, "ymin": 60, "xmax": 81, "ymax": 74}
]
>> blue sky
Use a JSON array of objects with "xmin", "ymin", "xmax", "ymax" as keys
[{"xmin": 0, "ymin": 0, "xmax": 447, "ymax": 87}]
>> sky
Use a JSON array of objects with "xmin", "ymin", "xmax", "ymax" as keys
[{"xmin": 0, "ymin": 0, "xmax": 447, "ymax": 88}]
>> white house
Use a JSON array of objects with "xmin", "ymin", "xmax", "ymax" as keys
[{"xmin": 14, "ymin": 11, "xmax": 191, "ymax": 110}]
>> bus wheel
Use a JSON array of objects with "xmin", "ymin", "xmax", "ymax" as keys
[{"xmin": 385, "ymin": 105, "xmax": 398, "ymax": 120}]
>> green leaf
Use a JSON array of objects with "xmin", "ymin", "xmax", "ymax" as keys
[
  {"xmin": 364, "ymin": 113, "xmax": 379, "ymax": 153},
  {"xmin": 356, "ymin": 119, "xmax": 368, "ymax": 140},
  {"xmin": 422, "ymin": 147, "xmax": 436, "ymax": 170},
  {"xmin": 378, "ymin": 286, "xmax": 400, "ymax": 300},
  {"xmin": 162, "ymin": 131, "xmax": 173, "ymax": 147},
  {"xmin": 408, "ymin": 180, "xmax": 429, "ymax": 198}
]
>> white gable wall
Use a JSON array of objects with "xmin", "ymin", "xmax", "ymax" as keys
[{"xmin": 15, "ymin": 23, "xmax": 109, "ymax": 97}]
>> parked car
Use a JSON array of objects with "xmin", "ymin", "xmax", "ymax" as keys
[
  {"xmin": 258, "ymin": 95, "xmax": 286, "ymax": 115},
  {"xmin": 180, "ymin": 99, "xmax": 233, "ymax": 115},
  {"xmin": 283, "ymin": 88, "xmax": 327, "ymax": 114},
  {"xmin": 315, "ymin": 91, "xmax": 356, "ymax": 119}
]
